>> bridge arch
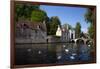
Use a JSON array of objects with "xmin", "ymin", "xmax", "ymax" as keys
[
  {"xmin": 71, "ymin": 39, "xmax": 75, "ymax": 43},
  {"xmin": 86, "ymin": 39, "xmax": 93, "ymax": 45},
  {"xmin": 71, "ymin": 38, "xmax": 93, "ymax": 45},
  {"xmin": 76, "ymin": 39, "xmax": 84, "ymax": 44}
]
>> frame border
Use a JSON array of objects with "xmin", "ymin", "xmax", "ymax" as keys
[{"xmin": 10, "ymin": 0, "xmax": 96, "ymax": 68}]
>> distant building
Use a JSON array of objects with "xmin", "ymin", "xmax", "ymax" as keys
[
  {"xmin": 56, "ymin": 24, "xmax": 75, "ymax": 42},
  {"xmin": 61, "ymin": 26, "xmax": 70, "ymax": 42},
  {"xmin": 56, "ymin": 25, "xmax": 62, "ymax": 37},
  {"xmin": 69, "ymin": 29, "xmax": 75, "ymax": 39}
]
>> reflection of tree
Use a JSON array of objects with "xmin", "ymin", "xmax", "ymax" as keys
[{"xmin": 47, "ymin": 44, "xmax": 57, "ymax": 63}]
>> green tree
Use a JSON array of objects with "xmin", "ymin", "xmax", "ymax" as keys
[
  {"xmin": 88, "ymin": 24, "xmax": 94, "ymax": 39},
  {"xmin": 84, "ymin": 8, "xmax": 95, "ymax": 39},
  {"xmin": 49, "ymin": 16, "xmax": 61, "ymax": 35},
  {"xmin": 75, "ymin": 22, "xmax": 81, "ymax": 38},
  {"xmin": 15, "ymin": 3, "xmax": 40, "ymax": 21},
  {"xmin": 68, "ymin": 24, "xmax": 73, "ymax": 30},
  {"xmin": 84, "ymin": 8, "xmax": 95, "ymax": 24},
  {"xmin": 62, "ymin": 23, "xmax": 72, "ymax": 30},
  {"xmin": 45, "ymin": 17, "xmax": 51, "ymax": 35},
  {"xmin": 31, "ymin": 10, "xmax": 47, "ymax": 22}
]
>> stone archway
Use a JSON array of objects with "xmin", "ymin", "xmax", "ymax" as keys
[{"xmin": 76, "ymin": 39, "xmax": 84, "ymax": 44}]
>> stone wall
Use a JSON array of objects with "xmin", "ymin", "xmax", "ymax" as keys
[
  {"xmin": 16, "ymin": 28, "xmax": 47, "ymax": 43},
  {"xmin": 47, "ymin": 36, "xmax": 62, "ymax": 43}
]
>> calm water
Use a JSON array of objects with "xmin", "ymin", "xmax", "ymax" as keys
[{"xmin": 15, "ymin": 43, "xmax": 94, "ymax": 65}]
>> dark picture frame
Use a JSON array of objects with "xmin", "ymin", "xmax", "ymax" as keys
[{"xmin": 11, "ymin": 0, "xmax": 96, "ymax": 68}]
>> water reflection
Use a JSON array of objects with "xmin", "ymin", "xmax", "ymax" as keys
[{"xmin": 15, "ymin": 43, "xmax": 94, "ymax": 65}]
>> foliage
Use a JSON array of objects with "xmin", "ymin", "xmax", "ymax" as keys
[
  {"xmin": 84, "ymin": 8, "xmax": 95, "ymax": 39},
  {"xmin": 62, "ymin": 23, "xmax": 72, "ymax": 30},
  {"xmin": 45, "ymin": 17, "xmax": 51, "ymax": 35},
  {"xmin": 31, "ymin": 10, "xmax": 47, "ymax": 22},
  {"xmin": 75, "ymin": 22, "xmax": 81, "ymax": 38},
  {"xmin": 15, "ymin": 3, "xmax": 40, "ymax": 21},
  {"xmin": 80, "ymin": 32, "xmax": 87, "ymax": 38},
  {"xmin": 15, "ymin": 3, "xmax": 61, "ymax": 36},
  {"xmin": 88, "ymin": 24, "xmax": 94, "ymax": 39},
  {"xmin": 48, "ymin": 16, "xmax": 61, "ymax": 35},
  {"xmin": 84, "ymin": 8, "xmax": 94, "ymax": 24}
]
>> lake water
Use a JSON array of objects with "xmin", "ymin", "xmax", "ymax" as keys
[{"xmin": 15, "ymin": 43, "xmax": 94, "ymax": 65}]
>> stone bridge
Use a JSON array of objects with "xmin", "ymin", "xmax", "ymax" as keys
[{"xmin": 71, "ymin": 38, "xmax": 93, "ymax": 44}]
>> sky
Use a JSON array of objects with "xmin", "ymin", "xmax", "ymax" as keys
[{"xmin": 40, "ymin": 5, "xmax": 89, "ymax": 33}]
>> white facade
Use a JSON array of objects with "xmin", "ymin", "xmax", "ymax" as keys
[
  {"xmin": 56, "ymin": 25, "xmax": 62, "ymax": 37},
  {"xmin": 69, "ymin": 30, "xmax": 75, "ymax": 39},
  {"xmin": 61, "ymin": 28, "xmax": 70, "ymax": 42},
  {"xmin": 56, "ymin": 25, "xmax": 75, "ymax": 42}
]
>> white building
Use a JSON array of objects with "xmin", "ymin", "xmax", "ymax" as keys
[
  {"xmin": 61, "ymin": 27, "xmax": 70, "ymax": 42},
  {"xmin": 69, "ymin": 29, "xmax": 75, "ymax": 39},
  {"xmin": 56, "ymin": 25, "xmax": 75, "ymax": 42},
  {"xmin": 56, "ymin": 25, "xmax": 62, "ymax": 37}
]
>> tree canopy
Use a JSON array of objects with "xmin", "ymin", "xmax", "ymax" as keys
[
  {"xmin": 15, "ymin": 3, "xmax": 40, "ymax": 21},
  {"xmin": 62, "ymin": 23, "xmax": 72, "ymax": 30},
  {"xmin": 31, "ymin": 10, "xmax": 47, "ymax": 22},
  {"xmin": 75, "ymin": 22, "xmax": 81, "ymax": 38},
  {"xmin": 88, "ymin": 24, "xmax": 94, "ymax": 39},
  {"xmin": 84, "ymin": 8, "xmax": 95, "ymax": 24},
  {"xmin": 84, "ymin": 8, "xmax": 95, "ymax": 39},
  {"xmin": 48, "ymin": 16, "xmax": 61, "ymax": 35}
]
